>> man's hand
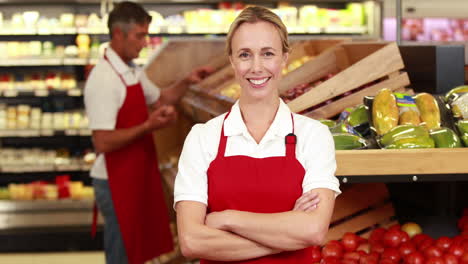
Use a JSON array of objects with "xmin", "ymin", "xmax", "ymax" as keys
[
  {"xmin": 186, "ymin": 66, "xmax": 215, "ymax": 85},
  {"xmin": 293, "ymin": 190, "xmax": 321, "ymax": 213},
  {"xmin": 144, "ymin": 105, "xmax": 177, "ymax": 132}
]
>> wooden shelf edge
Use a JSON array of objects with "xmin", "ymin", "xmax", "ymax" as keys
[{"xmin": 336, "ymin": 148, "xmax": 468, "ymax": 176}]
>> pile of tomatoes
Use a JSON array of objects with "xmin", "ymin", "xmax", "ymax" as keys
[{"xmin": 311, "ymin": 212, "xmax": 468, "ymax": 264}]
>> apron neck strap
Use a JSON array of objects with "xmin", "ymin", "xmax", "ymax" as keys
[
  {"xmin": 217, "ymin": 111, "xmax": 297, "ymax": 159},
  {"xmin": 285, "ymin": 113, "xmax": 296, "ymax": 158},
  {"xmin": 104, "ymin": 50, "xmax": 129, "ymax": 86},
  {"xmin": 216, "ymin": 111, "xmax": 230, "ymax": 159}
]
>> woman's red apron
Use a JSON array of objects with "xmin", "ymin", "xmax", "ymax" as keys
[
  {"xmin": 203, "ymin": 111, "xmax": 313, "ymax": 264},
  {"xmin": 98, "ymin": 54, "xmax": 174, "ymax": 264}
]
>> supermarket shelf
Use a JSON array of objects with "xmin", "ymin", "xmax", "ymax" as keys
[
  {"xmin": 0, "ymin": 129, "xmax": 92, "ymax": 137},
  {"xmin": 335, "ymin": 148, "xmax": 468, "ymax": 183},
  {"xmin": 0, "ymin": 199, "xmax": 93, "ymax": 213},
  {"xmin": 0, "ymin": 30, "xmax": 368, "ymax": 37},
  {"xmin": 0, "ymin": 164, "xmax": 92, "ymax": 173},
  {"xmin": 0, "ymin": 200, "xmax": 101, "ymax": 230},
  {"xmin": 1, "ymin": 88, "xmax": 83, "ymax": 98},
  {"xmin": 0, "ymin": 57, "xmax": 148, "ymax": 66}
]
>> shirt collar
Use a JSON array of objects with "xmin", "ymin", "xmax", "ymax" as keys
[
  {"xmin": 223, "ymin": 99, "xmax": 293, "ymax": 139},
  {"xmin": 105, "ymin": 47, "xmax": 133, "ymax": 75}
]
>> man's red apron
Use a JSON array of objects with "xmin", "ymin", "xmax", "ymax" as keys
[
  {"xmin": 203, "ymin": 111, "xmax": 312, "ymax": 264},
  {"xmin": 97, "ymin": 54, "xmax": 174, "ymax": 264}
]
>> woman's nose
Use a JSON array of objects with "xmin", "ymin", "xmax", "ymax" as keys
[{"xmin": 251, "ymin": 56, "xmax": 263, "ymax": 73}]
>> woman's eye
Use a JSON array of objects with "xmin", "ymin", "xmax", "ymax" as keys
[
  {"xmin": 239, "ymin": 52, "xmax": 250, "ymax": 58},
  {"xmin": 264, "ymin": 51, "xmax": 275, "ymax": 57}
]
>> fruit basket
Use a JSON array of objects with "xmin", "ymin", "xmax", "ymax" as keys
[{"xmin": 282, "ymin": 42, "xmax": 411, "ymax": 120}]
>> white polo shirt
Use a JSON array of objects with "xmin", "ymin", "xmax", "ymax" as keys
[
  {"xmin": 174, "ymin": 99, "xmax": 341, "ymax": 207},
  {"xmin": 84, "ymin": 47, "xmax": 160, "ymax": 180}
]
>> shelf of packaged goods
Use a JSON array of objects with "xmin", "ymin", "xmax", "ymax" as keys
[
  {"xmin": 1, "ymin": 88, "xmax": 83, "ymax": 98},
  {"xmin": 335, "ymin": 148, "xmax": 468, "ymax": 183},
  {"xmin": 0, "ymin": 164, "xmax": 92, "ymax": 173},
  {"xmin": 0, "ymin": 129, "xmax": 91, "ymax": 137},
  {"xmin": 0, "ymin": 199, "xmax": 101, "ymax": 230},
  {"xmin": 0, "ymin": 57, "xmax": 148, "ymax": 66}
]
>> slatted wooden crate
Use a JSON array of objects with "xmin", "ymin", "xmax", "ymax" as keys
[
  {"xmin": 281, "ymin": 42, "xmax": 411, "ymax": 120},
  {"xmin": 182, "ymin": 39, "xmax": 348, "ymax": 123},
  {"xmin": 327, "ymin": 183, "xmax": 396, "ymax": 242}
]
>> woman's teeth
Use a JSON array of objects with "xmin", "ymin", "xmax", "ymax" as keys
[{"xmin": 249, "ymin": 77, "xmax": 269, "ymax": 85}]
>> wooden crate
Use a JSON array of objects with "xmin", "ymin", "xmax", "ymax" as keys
[
  {"xmin": 327, "ymin": 183, "xmax": 396, "ymax": 242},
  {"xmin": 282, "ymin": 42, "xmax": 411, "ymax": 119},
  {"xmin": 183, "ymin": 39, "xmax": 348, "ymax": 123}
]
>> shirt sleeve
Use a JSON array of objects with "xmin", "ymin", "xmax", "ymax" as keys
[
  {"xmin": 301, "ymin": 124, "xmax": 341, "ymax": 196},
  {"xmin": 174, "ymin": 124, "xmax": 211, "ymax": 208},
  {"xmin": 84, "ymin": 66, "xmax": 122, "ymax": 130},
  {"xmin": 138, "ymin": 69, "xmax": 160, "ymax": 105}
]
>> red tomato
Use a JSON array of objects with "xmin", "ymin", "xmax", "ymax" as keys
[
  {"xmin": 444, "ymin": 254, "xmax": 459, "ymax": 264},
  {"xmin": 460, "ymin": 252, "xmax": 468, "ymax": 264},
  {"xmin": 383, "ymin": 230, "xmax": 404, "ymax": 248},
  {"xmin": 425, "ymin": 246, "xmax": 444, "ymax": 258},
  {"xmin": 370, "ymin": 242, "xmax": 385, "ymax": 254},
  {"xmin": 405, "ymin": 252, "xmax": 425, "ymax": 264},
  {"xmin": 399, "ymin": 241, "xmax": 417, "ymax": 257},
  {"xmin": 370, "ymin": 228, "xmax": 387, "ymax": 245},
  {"xmin": 323, "ymin": 243, "xmax": 344, "ymax": 259},
  {"xmin": 419, "ymin": 238, "xmax": 435, "ymax": 251},
  {"xmin": 342, "ymin": 259, "xmax": 359, "ymax": 264},
  {"xmin": 413, "ymin": 234, "xmax": 431, "ymax": 246},
  {"xmin": 448, "ymin": 245, "xmax": 464, "ymax": 258},
  {"xmin": 379, "ymin": 259, "xmax": 397, "ymax": 264},
  {"xmin": 358, "ymin": 250, "xmax": 368, "ymax": 257},
  {"xmin": 311, "ymin": 245, "xmax": 322, "ymax": 263},
  {"xmin": 360, "ymin": 253, "xmax": 379, "ymax": 264},
  {"xmin": 436, "ymin": 237, "xmax": 453, "ymax": 252},
  {"xmin": 342, "ymin": 232, "xmax": 361, "ymax": 252},
  {"xmin": 400, "ymin": 231, "xmax": 411, "ymax": 243},
  {"xmin": 322, "ymin": 256, "xmax": 340, "ymax": 264},
  {"xmin": 451, "ymin": 236, "xmax": 464, "ymax": 247},
  {"xmin": 381, "ymin": 248, "xmax": 401, "ymax": 263},
  {"xmin": 426, "ymin": 257, "xmax": 445, "ymax": 264},
  {"xmin": 344, "ymin": 252, "xmax": 362, "ymax": 261}
]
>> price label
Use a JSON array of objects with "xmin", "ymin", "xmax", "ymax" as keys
[
  {"xmin": 67, "ymin": 89, "xmax": 82, "ymax": 97},
  {"xmin": 65, "ymin": 129, "xmax": 78, "ymax": 136},
  {"xmin": 34, "ymin": 90, "xmax": 49, "ymax": 97},
  {"xmin": 41, "ymin": 129, "xmax": 54, "ymax": 136},
  {"xmin": 3, "ymin": 90, "xmax": 18, "ymax": 97}
]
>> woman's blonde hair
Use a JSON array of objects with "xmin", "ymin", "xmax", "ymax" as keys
[{"xmin": 226, "ymin": 6, "xmax": 290, "ymax": 55}]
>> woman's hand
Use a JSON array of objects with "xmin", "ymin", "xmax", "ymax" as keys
[{"xmin": 293, "ymin": 190, "xmax": 320, "ymax": 213}]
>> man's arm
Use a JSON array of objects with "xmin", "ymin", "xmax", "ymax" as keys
[
  {"xmin": 154, "ymin": 67, "xmax": 213, "ymax": 107},
  {"xmin": 92, "ymin": 105, "xmax": 176, "ymax": 153}
]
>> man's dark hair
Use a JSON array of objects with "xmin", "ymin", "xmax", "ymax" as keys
[{"xmin": 107, "ymin": 1, "xmax": 152, "ymax": 38}]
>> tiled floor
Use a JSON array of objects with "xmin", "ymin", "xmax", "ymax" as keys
[
  {"xmin": 0, "ymin": 252, "xmax": 197, "ymax": 264},
  {"xmin": 0, "ymin": 252, "xmax": 105, "ymax": 264}
]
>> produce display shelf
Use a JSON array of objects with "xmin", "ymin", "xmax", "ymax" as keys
[
  {"xmin": 0, "ymin": 129, "xmax": 91, "ymax": 137},
  {"xmin": 0, "ymin": 57, "xmax": 147, "ymax": 67},
  {"xmin": 335, "ymin": 148, "xmax": 468, "ymax": 183},
  {"xmin": 1, "ymin": 88, "xmax": 83, "ymax": 98},
  {"xmin": 0, "ymin": 164, "xmax": 92, "ymax": 173},
  {"xmin": 0, "ymin": 199, "xmax": 100, "ymax": 230}
]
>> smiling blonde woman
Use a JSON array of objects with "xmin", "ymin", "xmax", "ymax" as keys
[{"xmin": 174, "ymin": 6, "xmax": 341, "ymax": 263}]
